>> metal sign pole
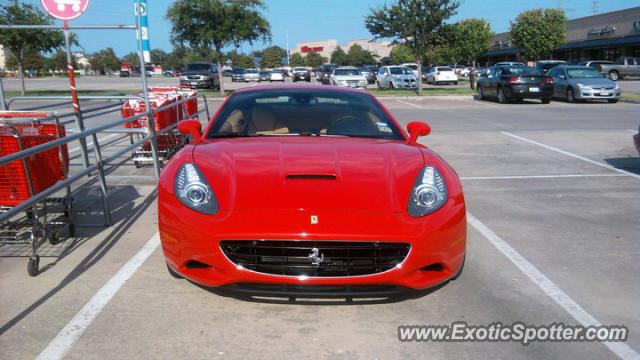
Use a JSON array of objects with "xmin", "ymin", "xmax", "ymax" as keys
[
  {"xmin": 64, "ymin": 20, "xmax": 90, "ymax": 169},
  {"xmin": 135, "ymin": 0, "xmax": 161, "ymax": 178},
  {"xmin": 0, "ymin": 74, "xmax": 6, "ymax": 110}
]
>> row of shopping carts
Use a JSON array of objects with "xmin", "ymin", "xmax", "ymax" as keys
[
  {"xmin": 0, "ymin": 87, "xmax": 200, "ymax": 276},
  {"xmin": 0, "ymin": 111, "xmax": 73, "ymax": 276},
  {"xmin": 122, "ymin": 86, "xmax": 199, "ymax": 167}
]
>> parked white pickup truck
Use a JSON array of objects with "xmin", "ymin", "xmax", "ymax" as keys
[{"xmin": 599, "ymin": 57, "xmax": 640, "ymax": 81}]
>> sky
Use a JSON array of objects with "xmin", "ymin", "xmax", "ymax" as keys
[{"xmin": 6, "ymin": 0, "xmax": 640, "ymax": 56}]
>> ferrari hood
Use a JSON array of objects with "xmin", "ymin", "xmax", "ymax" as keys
[{"xmin": 193, "ymin": 138, "xmax": 424, "ymax": 212}]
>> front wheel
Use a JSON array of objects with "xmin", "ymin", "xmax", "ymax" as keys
[
  {"xmin": 477, "ymin": 85, "xmax": 485, "ymax": 100},
  {"xmin": 567, "ymin": 88, "xmax": 576, "ymax": 103},
  {"xmin": 608, "ymin": 99, "xmax": 619, "ymax": 104},
  {"xmin": 541, "ymin": 98, "xmax": 551, "ymax": 104}
]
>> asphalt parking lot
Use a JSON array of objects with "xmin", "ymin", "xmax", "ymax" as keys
[{"xmin": 1, "ymin": 95, "xmax": 639, "ymax": 359}]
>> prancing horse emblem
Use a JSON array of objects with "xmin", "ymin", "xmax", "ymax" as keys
[{"xmin": 308, "ymin": 247, "xmax": 324, "ymax": 267}]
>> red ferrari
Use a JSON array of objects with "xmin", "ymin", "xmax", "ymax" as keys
[{"xmin": 159, "ymin": 86, "xmax": 466, "ymax": 296}]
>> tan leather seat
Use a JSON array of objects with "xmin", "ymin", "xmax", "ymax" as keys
[{"xmin": 249, "ymin": 108, "xmax": 288, "ymax": 134}]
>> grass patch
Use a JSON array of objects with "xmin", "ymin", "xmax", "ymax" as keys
[{"xmin": 621, "ymin": 92, "xmax": 640, "ymax": 102}]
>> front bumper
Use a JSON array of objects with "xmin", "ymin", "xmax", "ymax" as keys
[
  {"xmin": 159, "ymin": 199, "xmax": 466, "ymax": 290},
  {"xmin": 575, "ymin": 87, "xmax": 621, "ymax": 100},
  {"xmin": 334, "ymin": 82, "xmax": 367, "ymax": 89},
  {"xmin": 180, "ymin": 79, "xmax": 211, "ymax": 88},
  {"xmin": 392, "ymin": 80, "xmax": 417, "ymax": 88}
]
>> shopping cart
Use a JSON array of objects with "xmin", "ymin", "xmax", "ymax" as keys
[
  {"xmin": 0, "ymin": 112, "xmax": 73, "ymax": 276},
  {"xmin": 121, "ymin": 93, "xmax": 186, "ymax": 168},
  {"xmin": 148, "ymin": 86, "xmax": 199, "ymax": 120}
]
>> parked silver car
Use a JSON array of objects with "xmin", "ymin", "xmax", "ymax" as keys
[
  {"xmin": 547, "ymin": 65, "xmax": 621, "ymax": 103},
  {"xmin": 376, "ymin": 66, "xmax": 417, "ymax": 89}
]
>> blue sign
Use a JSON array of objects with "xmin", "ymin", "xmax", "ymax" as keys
[{"xmin": 135, "ymin": 0, "xmax": 151, "ymax": 63}]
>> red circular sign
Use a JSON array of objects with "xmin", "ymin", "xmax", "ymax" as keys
[{"xmin": 40, "ymin": 0, "xmax": 90, "ymax": 21}]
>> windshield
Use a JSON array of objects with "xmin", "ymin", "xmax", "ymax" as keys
[
  {"xmin": 334, "ymin": 68, "xmax": 361, "ymax": 76},
  {"xmin": 501, "ymin": 66, "xmax": 542, "ymax": 76},
  {"xmin": 294, "ymin": 67, "xmax": 306, "ymax": 71},
  {"xmin": 233, "ymin": 69, "xmax": 245, "ymax": 74},
  {"xmin": 567, "ymin": 68, "xmax": 604, "ymax": 79},
  {"xmin": 186, "ymin": 64, "xmax": 211, "ymax": 71},
  {"xmin": 246, "ymin": 69, "xmax": 258, "ymax": 74},
  {"xmin": 405, "ymin": 65, "xmax": 418, "ymax": 70},
  {"xmin": 390, "ymin": 67, "xmax": 412, "ymax": 75},
  {"xmin": 208, "ymin": 89, "xmax": 403, "ymax": 139},
  {"xmin": 437, "ymin": 67, "xmax": 453, "ymax": 72}
]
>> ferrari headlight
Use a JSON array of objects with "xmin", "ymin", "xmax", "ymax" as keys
[
  {"xmin": 175, "ymin": 163, "xmax": 218, "ymax": 214},
  {"xmin": 408, "ymin": 166, "xmax": 448, "ymax": 217}
]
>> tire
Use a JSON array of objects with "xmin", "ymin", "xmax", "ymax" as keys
[
  {"xmin": 567, "ymin": 88, "xmax": 576, "ymax": 103},
  {"xmin": 608, "ymin": 99, "xmax": 619, "ymax": 104},
  {"xmin": 28, "ymin": 255, "xmax": 39, "ymax": 277},
  {"xmin": 541, "ymin": 98, "xmax": 551, "ymax": 104},
  {"xmin": 167, "ymin": 263, "xmax": 183, "ymax": 279},
  {"xmin": 390, "ymin": 82, "xmax": 395, "ymax": 89},
  {"xmin": 608, "ymin": 71, "xmax": 619, "ymax": 81},
  {"xmin": 453, "ymin": 82, "xmax": 458, "ymax": 85},
  {"xmin": 497, "ymin": 86, "xmax": 508, "ymax": 104},
  {"xmin": 477, "ymin": 85, "xmax": 485, "ymax": 100}
]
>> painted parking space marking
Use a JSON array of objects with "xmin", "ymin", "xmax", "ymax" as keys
[
  {"xmin": 396, "ymin": 100, "xmax": 422, "ymax": 109},
  {"xmin": 467, "ymin": 212, "xmax": 640, "ymax": 360},
  {"xmin": 36, "ymin": 233, "xmax": 161, "ymax": 360},
  {"xmin": 461, "ymin": 174, "xmax": 629, "ymax": 180},
  {"xmin": 501, "ymin": 131, "xmax": 640, "ymax": 180}
]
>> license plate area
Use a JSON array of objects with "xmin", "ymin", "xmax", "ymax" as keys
[{"xmin": 529, "ymin": 87, "xmax": 540, "ymax": 92}]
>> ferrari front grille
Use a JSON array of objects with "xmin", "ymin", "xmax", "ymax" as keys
[{"xmin": 220, "ymin": 240, "xmax": 410, "ymax": 277}]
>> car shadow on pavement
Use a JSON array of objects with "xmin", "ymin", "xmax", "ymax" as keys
[
  {"xmin": 0, "ymin": 187, "xmax": 157, "ymax": 336},
  {"xmin": 604, "ymin": 157, "xmax": 640, "ymax": 175},
  {"xmin": 196, "ymin": 282, "xmax": 449, "ymax": 305}
]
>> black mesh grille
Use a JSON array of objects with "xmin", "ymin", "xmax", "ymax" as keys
[{"xmin": 220, "ymin": 240, "xmax": 410, "ymax": 277}]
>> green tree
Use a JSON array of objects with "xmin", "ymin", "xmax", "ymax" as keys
[
  {"xmin": 122, "ymin": 52, "xmax": 140, "ymax": 71},
  {"xmin": 389, "ymin": 44, "xmax": 414, "ymax": 65},
  {"xmin": 167, "ymin": 0, "xmax": 271, "ymax": 94},
  {"xmin": 164, "ymin": 46, "xmax": 189, "ymax": 70},
  {"xmin": 259, "ymin": 45, "xmax": 285, "ymax": 68},
  {"xmin": 510, "ymin": 8, "xmax": 566, "ymax": 61},
  {"xmin": 6, "ymin": 48, "xmax": 44, "ymax": 74},
  {"xmin": 347, "ymin": 44, "xmax": 376, "ymax": 66},
  {"xmin": 90, "ymin": 48, "xmax": 120, "ymax": 75},
  {"xmin": 0, "ymin": 3, "xmax": 67, "ymax": 95},
  {"xmin": 226, "ymin": 50, "xmax": 256, "ymax": 68},
  {"xmin": 366, "ymin": 0, "xmax": 460, "ymax": 95},
  {"xmin": 330, "ymin": 47, "xmax": 348, "ymax": 66},
  {"xmin": 150, "ymin": 48, "xmax": 169, "ymax": 65},
  {"xmin": 289, "ymin": 53, "xmax": 305, "ymax": 67},
  {"xmin": 444, "ymin": 18, "xmax": 493, "ymax": 88},
  {"xmin": 304, "ymin": 51, "xmax": 327, "ymax": 68}
]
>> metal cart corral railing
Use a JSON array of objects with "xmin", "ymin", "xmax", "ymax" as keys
[{"xmin": 0, "ymin": 94, "xmax": 210, "ymax": 275}]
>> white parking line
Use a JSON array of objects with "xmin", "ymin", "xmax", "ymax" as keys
[
  {"xmin": 501, "ymin": 131, "xmax": 640, "ymax": 180},
  {"xmin": 461, "ymin": 174, "xmax": 629, "ymax": 180},
  {"xmin": 461, "ymin": 98, "xmax": 500, "ymax": 108},
  {"xmin": 36, "ymin": 233, "xmax": 161, "ymax": 360},
  {"xmin": 396, "ymin": 100, "xmax": 422, "ymax": 109},
  {"xmin": 467, "ymin": 213, "xmax": 640, "ymax": 360}
]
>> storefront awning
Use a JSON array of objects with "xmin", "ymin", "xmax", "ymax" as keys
[
  {"xmin": 556, "ymin": 35, "xmax": 640, "ymax": 51},
  {"xmin": 482, "ymin": 47, "xmax": 519, "ymax": 57}
]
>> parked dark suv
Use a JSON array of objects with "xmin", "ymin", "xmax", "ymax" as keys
[
  {"xmin": 317, "ymin": 64, "xmax": 337, "ymax": 84},
  {"xmin": 180, "ymin": 62, "xmax": 220, "ymax": 89}
]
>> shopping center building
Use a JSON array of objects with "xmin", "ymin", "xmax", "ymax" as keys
[
  {"xmin": 290, "ymin": 38, "xmax": 395, "ymax": 61},
  {"xmin": 480, "ymin": 6, "xmax": 640, "ymax": 65}
]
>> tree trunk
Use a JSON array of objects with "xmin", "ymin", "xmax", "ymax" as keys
[
  {"xmin": 18, "ymin": 59, "xmax": 26, "ymax": 96},
  {"xmin": 416, "ymin": 58, "xmax": 423, "ymax": 96},
  {"xmin": 215, "ymin": 46, "xmax": 224, "ymax": 96},
  {"xmin": 470, "ymin": 60, "xmax": 476, "ymax": 90}
]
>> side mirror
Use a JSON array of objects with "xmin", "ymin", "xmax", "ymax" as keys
[
  {"xmin": 178, "ymin": 119, "xmax": 202, "ymax": 142},
  {"xmin": 407, "ymin": 121, "xmax": 431, "ymax": 145}
]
